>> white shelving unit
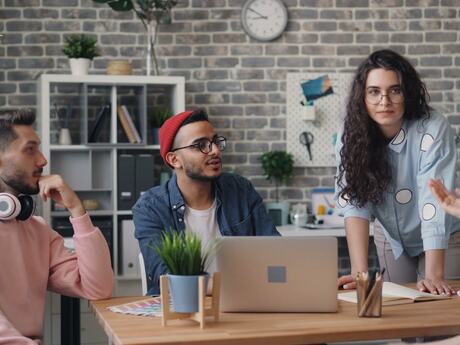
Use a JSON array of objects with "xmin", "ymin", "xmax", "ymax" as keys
[{"xmin": 37, "ymin": 74, "xmax": 185, "ymax": 345}]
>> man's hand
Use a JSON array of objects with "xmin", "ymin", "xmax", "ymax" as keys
[
  {"xmin": 38, "ymin": 174, "xmax": 85, "ymax": 218},
  {"xmin": 429, "ymin": 179, "xmax": 460, "ymax": 218},
  {"xmin": 337, "ymin": 274, "xmax": 356, "ymax": 290},
  {"xmin": 417, "ymin": 277, "xmax": 456, "ymax": 296}
]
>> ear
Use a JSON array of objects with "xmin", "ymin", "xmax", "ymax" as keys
[{"xmin": 165, "ymin": 152, "xmax": 182, "ymax": 169}]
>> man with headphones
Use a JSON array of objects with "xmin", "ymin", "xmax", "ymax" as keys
[{"xmin": 0, "ymin": 109, "xmax": 113, "ymax": 344}]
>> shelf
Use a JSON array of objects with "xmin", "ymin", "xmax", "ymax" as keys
[
  {"xmin": 116, "ymin": 210, "xmax": 133, "ymax": 216},
  {"xmin": 51, "ymin": 210, "xmax": 114, "ymax": 217},
  {"xmin": 74, "ymin": 188, "xmax": 112, "ymax": 192},
  {"xmin": 41, "ymin": 74, "xmax": 185, "ymax": 86},
  {"xmin": 116, "ymin": 275, "xmax": 141, "ymax": 281},
  {"xmin": 50, "ymin": 144, "xmax": 160, "ymax": 150}
]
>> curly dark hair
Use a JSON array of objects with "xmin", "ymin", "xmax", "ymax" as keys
[{"xmin": 337, "ymin": 49, "xmax": 432, "ymax": 207}]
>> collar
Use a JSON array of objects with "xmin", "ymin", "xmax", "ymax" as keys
[
  {"xmin": 168, "ymin": 172, "xmax": 222, "ymax": 213},
  {"xmin": 388, "ymin": 120, "xmax": 408, "ymax": 153}
]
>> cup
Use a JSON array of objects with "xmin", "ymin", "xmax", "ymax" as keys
[{"xmin": 289, "ymin": 203, "xmax": 307, "ymax": 226}]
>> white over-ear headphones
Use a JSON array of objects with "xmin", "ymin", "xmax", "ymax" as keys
[{"xmin": 0, "ymin": 193, "xmax": 35, "ymax": 221}]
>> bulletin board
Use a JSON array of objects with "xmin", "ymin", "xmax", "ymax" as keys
[{"xmin": 286, "ymin": 72, "xmax": 354, "ymax": 167}]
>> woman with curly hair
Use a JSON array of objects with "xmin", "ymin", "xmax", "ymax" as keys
[{"xmin": 335, "ymin": 49, "xmax": 460, "ymax": 295}]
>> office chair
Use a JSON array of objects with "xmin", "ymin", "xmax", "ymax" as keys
[{"xmin": 138, "ymin": 252, "xmax": 147, "ymax": 296}]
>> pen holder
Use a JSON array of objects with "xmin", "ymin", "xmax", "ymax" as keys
[{"xmin": 356, "ymin": 273, "xmax": 383, "ymax": 318}]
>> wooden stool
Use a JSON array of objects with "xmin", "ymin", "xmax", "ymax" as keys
[{"xmin": 159, "ymin": 272, "xmax": 221, "ymax": 329}]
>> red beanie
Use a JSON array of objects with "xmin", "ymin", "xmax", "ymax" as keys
[{"xmin": 159, "ymin": 110, "xmax": 194, "ymax": 167}]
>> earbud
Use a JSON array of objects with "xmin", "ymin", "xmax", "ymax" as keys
[{"xmin": 0, "ymin": 193, "xmax": 35, "ymax": 221}]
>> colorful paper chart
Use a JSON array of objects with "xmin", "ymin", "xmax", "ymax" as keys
[{"xmin": 108, "ymin": 297, "xmax": 164, "ymax": 317}]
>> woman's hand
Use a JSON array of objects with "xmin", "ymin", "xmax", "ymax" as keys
[
  {"xmin": 337, "ymin": 274, "xmax": 356, "ymax": 290},
  {"xmin": 417, "ymin": 277, "xmax": 456, "ymax": 296},
  {"xmin": 429, "ymin": 179, "xmax": 460, "ymax": 218}
]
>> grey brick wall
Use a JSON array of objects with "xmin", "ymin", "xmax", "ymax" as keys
[
  {"xmin": 1, "ymin": 1, "xmax": 459, "ymax": 208},
  {"xmin": 1, "ymin": 0, "xmax": 459, "ymax": 267}
]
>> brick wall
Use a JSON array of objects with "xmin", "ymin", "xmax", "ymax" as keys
[
  {"xmin": 2, "ymin": 0, "xmax": 460, "ymax": 272},
  {"xmin": 1, "ymin": 0, "xmax": 459, "ymax": 205}
]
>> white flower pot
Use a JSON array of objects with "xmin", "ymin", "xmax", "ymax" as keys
[{"xmin": 69, "ymin": 58, "xmax": 91, "ymax": 76}]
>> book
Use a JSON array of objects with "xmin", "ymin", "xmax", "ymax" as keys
[
  {"xmin": 88, "ymin": 103, "xmax": 110, "ymax": 143},
  {"xmin": 121, "ymin": 105, "xmax": 141, "ymax": 143},
  {"xmin": 338, "ymin": 282, "xmax": 451, "ymax": 306},
  {"xmin": 117, "ymin": 106, "xmax": 137, "ymax": 143}
]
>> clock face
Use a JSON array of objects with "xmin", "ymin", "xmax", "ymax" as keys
[{"xmin": 241, "ymin": 0, "xmax": 288, "ymax": 41}]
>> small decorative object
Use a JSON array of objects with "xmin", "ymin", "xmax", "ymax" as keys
[
  {"xmin": 82, "ymin": 199, "xmax": 99, "ymax": 210},
  {"xmin": 260, "ymin": 150, "xmax": 294, "ymax": 203},
  {"xmin": 62, "ymin": 34, "xmax": 99, "ymax": 75},
  {"xmin": 260, "ymin": 151, "xmax": 294, "ymax": 226},
  {"xmin": 241, "ymin": 0, "xmax": 288, "ymax": 41},
  {"xmin": 59, "ymin": 128, "xmax": 72, "ymax": 145},
  {"xmin": 53, "ymin": 103, "xmax": 73, "ymax": 145},
  {"xmin": 289, "ymin": 203, "xmax": 307, "ymax": 227},
  {"xmin": 149, "ymin": 108, "xmax": 172, "ymax": 144},
  {"xmin": 153, "ymin": 231, "xmax": 220, "ymax": 328},
  {"xmin": 93, "ymin": 0, "xmax": 178, "ymax": 75},
  {"xmin": 106, "ymin": 60, "xmax": 133, "ymax": 75}
]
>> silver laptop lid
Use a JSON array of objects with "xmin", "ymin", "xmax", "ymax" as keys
[{"xmin": 215, "ymin": 236, "xmax": 338, "ymax": 312}]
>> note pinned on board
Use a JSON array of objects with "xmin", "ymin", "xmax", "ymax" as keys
[{"xmin": 301, "ymin": 75, "xmax": 334, "ymax": 102}]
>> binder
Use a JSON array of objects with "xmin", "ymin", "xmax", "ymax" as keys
[
  {"xmin": 117, "ymin": 154, "xmax": 136, "ymax": 210},
  {"xmin": 88, "ymin": 103, "xmax": 110, "ymax": 143},
  {"xmin": 121, "ymin": 220, "xmax": 140, "ymax": 277},
  {"xmin": 135, "ymin": 154, "xmax": 155, "ymax": 199}
]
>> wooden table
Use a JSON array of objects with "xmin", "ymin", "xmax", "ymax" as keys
[{"xmin": 91, "ymin": 282, "xmax": 460, "ymax": 345}]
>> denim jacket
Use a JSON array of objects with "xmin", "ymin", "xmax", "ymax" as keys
[{"xmin": 132, "ymin": 172, "xmax": 279, "ymax": 295}]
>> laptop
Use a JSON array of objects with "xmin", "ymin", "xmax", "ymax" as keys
[{"xmin": 215, "ymin": 236, "xmax": 338, "ymax": 312}]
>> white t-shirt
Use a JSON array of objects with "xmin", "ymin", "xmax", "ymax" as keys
[{"xmin": 184, "ymin": 200, "xmax": 220, "ymax": 275}]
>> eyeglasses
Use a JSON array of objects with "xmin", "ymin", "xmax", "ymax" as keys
[
  {"xmin": 365, "ymin": 87, "xmax": 404, "ymax": 105},
  {"xmin": 171, "ymin": 136, "xmax": 227, "ymax": 154}
]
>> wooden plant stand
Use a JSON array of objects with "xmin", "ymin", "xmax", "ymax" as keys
[{"xmin": 159, "ymin": 272, "xmax": 221, "ymax": 329}]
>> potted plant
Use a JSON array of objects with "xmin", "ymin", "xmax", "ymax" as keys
[
  {"xmin": 62, "ymin": 34, "xmax": 99, "ymax": 75},
  {"xmin": 93, "ymin": 0, "xmax": 178, "ymax": 75},
  {"xmin": 260, "ymin": 150, "xmax": 294, "ymax": 226},
  {"xmin": 154, "ymin": 231, "xmax": 218, "ymax": 313},
  {"xmin": 148, "ymin": 107, "xmax": 172, "ymax": 144}
]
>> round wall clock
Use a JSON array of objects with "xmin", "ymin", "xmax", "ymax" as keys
[{"xmin": 241, "ymin": 0, "xmax": 288, "ymax": 42}]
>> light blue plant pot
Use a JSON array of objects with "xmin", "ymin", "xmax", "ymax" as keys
[{"xmin": 168, "ymin": 274, "xmax": 208, "ymax": 313}]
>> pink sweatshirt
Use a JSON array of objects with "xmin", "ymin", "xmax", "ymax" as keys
[{"xmin": 0, "ymin": 213, "xmax": 113, "ymax": 344}]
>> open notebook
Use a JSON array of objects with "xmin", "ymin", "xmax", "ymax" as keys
[{"xmin": 338, "ymin": 282, "xmax": 451, "ymax": 306}]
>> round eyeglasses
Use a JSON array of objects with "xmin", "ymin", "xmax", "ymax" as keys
[
  {"xmin": 365, "ymin": 87, "xmax": 404, "ymax": 105},
  {"xmin": 171, "ymin": 136, "xmax": 227, "ymax": 154}
]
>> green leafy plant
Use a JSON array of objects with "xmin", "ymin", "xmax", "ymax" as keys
[
  {"xmin": 260, "ymin": 151, "xmax": 294, "ymax": 203},
  {"xmin": 149, "ymin": 108, "xmax": 172, "ymax": 128},
  {"xmin": 62, "ymin": 34, "xmax": 99, "ymax": 60},
  {"xmin": 93, "ymin": 0, "xmax": 178, "ymax": 75},
  {"xmin": 154, "ymin": 231, "xmax": 218, "ymax": 276}
]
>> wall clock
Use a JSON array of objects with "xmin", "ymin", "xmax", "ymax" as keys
[{"xmin": 241, "ymin": 0, "xmax": 288, "ymax": 42}]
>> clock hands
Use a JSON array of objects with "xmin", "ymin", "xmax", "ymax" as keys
[{"xmin": 247, "ymin": 7, "xmax": 268, "ymax": 19}]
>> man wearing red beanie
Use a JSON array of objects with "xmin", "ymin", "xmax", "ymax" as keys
[{"xmin": 133, "ymin": 108, "xmax": 279, "ymax": 295}]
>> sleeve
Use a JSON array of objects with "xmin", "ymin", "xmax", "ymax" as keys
[
  {"xmin": 132, "ymin": 200, "xmax": 168, "ymax": 296},
  {"xmin": 334, "ymin": 128, "xmax": 371, "ymax": 220},
  {"xmin": 47, "ymin": 213, "xmax": 113, "ymax": 300},
  {"xmin": 245, "ymin": 178, "xmax": 280, "ymax": 236},
  {"xmin": 417, "ymin": 117, "xmax": 457, "ymax": 251},
  {"xmin": 0, "ymin": 310, "xmax": 37, "ymax": 345}
]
